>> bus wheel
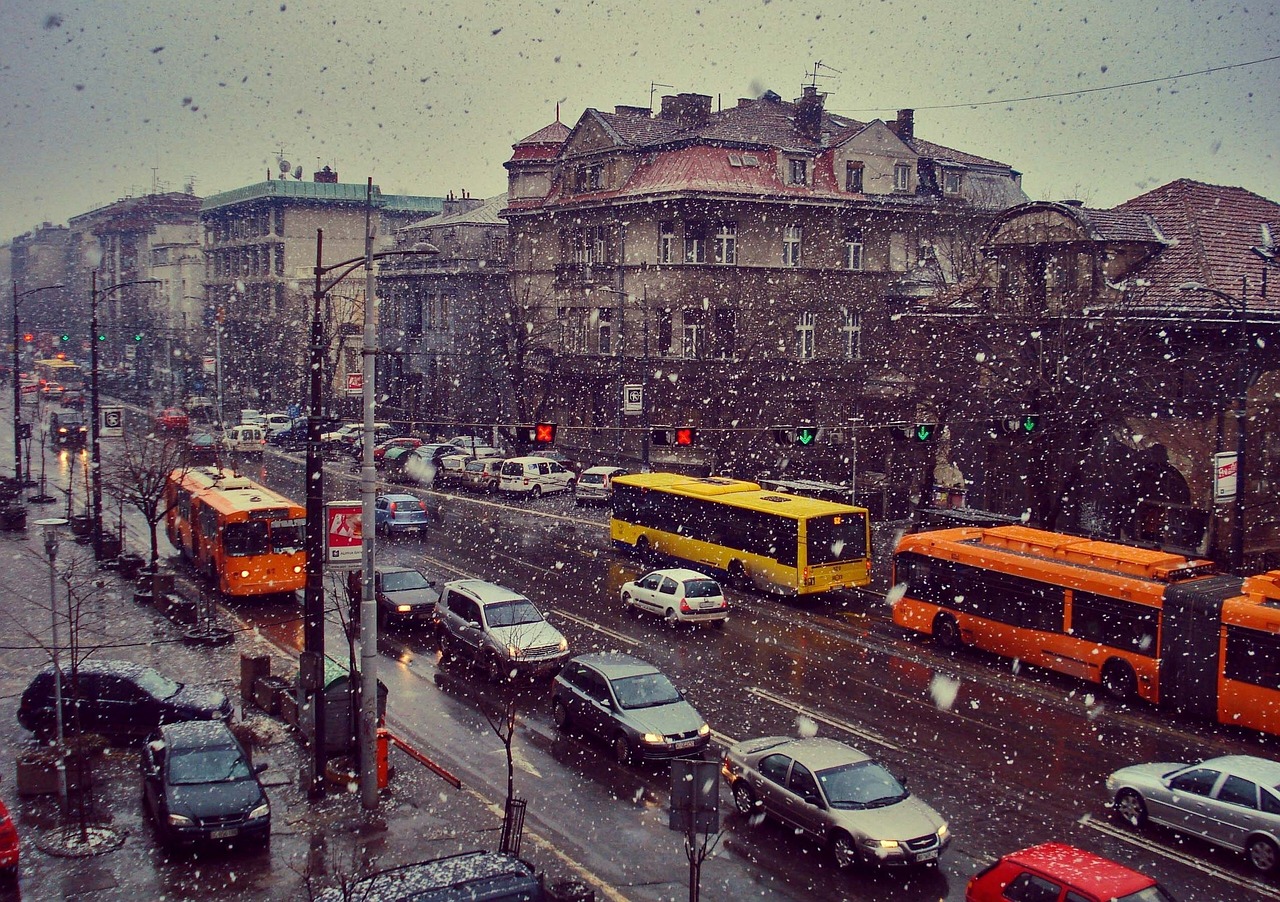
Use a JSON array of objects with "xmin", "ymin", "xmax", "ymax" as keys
[
  {"xmin": 728, "ymin": 560, "xmax": 749, "ymax": 589},
  {"xmin": 1101, "ymin": 659, "xmax": 1137, "ymax": 701},
  {"xmin": 932, "ymin": 613, "xmax": 962, "ymax": 650}
]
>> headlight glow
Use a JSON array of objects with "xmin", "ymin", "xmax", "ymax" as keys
[
  {"xmin": 698, "ymin": 723, "xmax": 710, "ymax": 736},
  {"xmin": 556, "ymin": 637, "xmax": 568, "ymax": 652},
  {"xmin": 396, "ymin": 604, "xmax": 412, "ymax": 613},
  {"xmin": 167, "ymin": 814, "xmax": 193, "ymax": 827},
  {"xmin": 864, "ymin": 838, "xmax": 900, "ymax": 849},
  {"xmin": 249, "ymin": 802, "xmax": 270, "ymax": 820},
  {"xmin": 240, "ymin": 570, "xmax": 250, "ymax": 578},
  {"xmin": 937, "ymin": 824, "xmax": 949, "ymax": 840},
  {"xmin": 506, "ymin": 645, "xmax": 522, "ymax": 658},
  {"xmin": 642, "ymin": 732, "xmax": 664, "ymax": 744}
]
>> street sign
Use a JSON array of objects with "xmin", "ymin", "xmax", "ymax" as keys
[
  {"xmin": 622, "ymin": 383, "xmax": 643, "ymax": 416},
  {"xmin": 202, "ymin": 356, "xmax": 216, "ymax": 375},
  {"xmin": 325, "ymin": 501, "xmax": 363, "ymax": 568},
  {"xmin": 1213, "ymin": 451, "xmax": 1238, "ymax": 503},
  {"xmin": 100, "ymin": 406, "xmax": 123, "ymax": 438},
  {"xmin": 345, "ymin": 373, "xmax": 363, "ymax": 395}
]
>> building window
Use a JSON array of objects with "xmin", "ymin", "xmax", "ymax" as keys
[
  {"xmin": 274, "ymin": 244, "xmax": 284, "ymax": 275},
  {"xmin": 845, "ymin": 161, "xmax": 864, "ymax": 193},
  {"xmin": 713, "ymin": 308, "xmax": 736, "ymax": 359},
  {"xmin": 592, "ymin": 225, "xmax": 607, "ymax": 263},
  {"xmin": 598, "ymin": 308, "xmax": 614, "ymax": 356},
  {"xmin": 889, "ymin": 232, "xmax": 909, "ymax": 272},
  {"xmin": 845, "ymin": 229, "xmax": 864, "ymax": 271},
  {"xmin": 713, "ymin": 222, "xmax": 737, "ymax": 265},
  {"xmin": 575, "ymin": 163, "xmax": 603, "ymax": 193},
  {"xmin": 682, "ymin": 309, "xmax": 705, "ymax": 359},
  {"xmin": 684, "ymin": 222, "xmax": 706, "ymax": 264},
  {"xmin": 559, "ymin": 307, "xmax": 587, "ymax": 354},
  {"xmin": 406, "ymin": 294, "xmax": 423, "ymax": 338},
  {"xmin": 943, "ymin": 170, "xmax": 962, "ymax": 194},
  {"xmin": 796, "ymin": 312, "xmax": 815, "ymax": 360},
  {"xmin": 657, "ymin": 308, "xmax": 673, "ymax": 355},
  {"xmin": 788, "ymin": 158, "xmax": 808, "ymax": 186},
  {"xmin": 659, "ymin": 221, "xmax": 675, "ymax": 264},
  {"xmin": 894, "ymin": 163, "xmax": 912, "ymax": 192},
  {"xmin": 783, "ymin": 225, "xmax": 802, "ymax": 267},
  {"xmin": 841, "ymin": 309, "xmax": 862, "ymax": 360},
  {"xmin": 274, "ymin": 209, "xmax": 284, "ymax": 236}
]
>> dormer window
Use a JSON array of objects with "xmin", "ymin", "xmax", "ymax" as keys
[
  {"xmin": 574, "ymin": 163, "xmax": 604, "ymax": 193},
  {"xmin": 788, "ymin": 158, "xmax": 808, "ymax": 186},
  {"xmin": 893, "ymin": 163, "xmax": 912, "ymax": 192},
  {"xmin": 943, "ymin": 170, "xmax": 962, "ymax": 194},
  {"xmin": 845, "ymin": 161, "xmax": 864, "ymax": 193}
]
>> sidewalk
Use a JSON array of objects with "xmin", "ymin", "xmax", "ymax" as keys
[{"xmin": 0, "ymin": 508, "xmax": 598, "ymax": 900}]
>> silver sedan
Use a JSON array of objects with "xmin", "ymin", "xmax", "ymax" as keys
[
  {"xmin": 1107, "ymin": 754, "xmax": 1280, "ymax": 874},
  {"xmin": 722, "ymin": 736, "xmax": 949, "ymax": 869}
]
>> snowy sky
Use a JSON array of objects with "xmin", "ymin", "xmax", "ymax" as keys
[{"xmin": 0, "ymin": 0, "xmax": 1275, "ymax": 240}]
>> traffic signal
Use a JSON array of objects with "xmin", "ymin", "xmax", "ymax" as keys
[
  {"xmin": 904, "ymin": 423, "xmax": 937, "ymax": 442},
  {"xmin": 795, "ymin": 426, "xmax": 818, "ymax": 446},
  {"xmin": 1004, "ymin": 414, "xmax": 1041, "ymax": 435},
  {"xmin": 59, "ymin": 333, "xmax": 70, "ymax": 343},
  {"xmin": 517, "ymin": 423, "xmax": 557, "ymax": 444},
  {"xmin": 652, "ymin": 427, "xmax": 697, "ymax": 446},
  {"xmin": 771, "ymin": 425, "xmax": 819, "ymax": 445},
  {"xmin": 22, "ymin": 333, "xmax": 33, "ymax": 343},
  {"xmin": 132, "ymin": 332, "xmax": 144, "ymax": 342},
  {"xmin": 97, "ymin": 333, "xmax": 107, "ymax": 342}
]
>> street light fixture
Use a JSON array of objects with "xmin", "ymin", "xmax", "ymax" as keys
[
  {"xmin": 90, "ymin": 273, "xmax": 161, "ymax": 563},
  {"xmin": 1178, "ymin": 278, "xmax": 1251, "ymax": 571},
  {"xmin": 12, "ymin": 282, "xmax": 64, "ymax": 487},
  {"xmin": 302, "ymin": 183, "xmax": 438, "ymax": 801},
  {"xmin": 34, "ymin": 516, "xmax": 69, "ymax": 805}
]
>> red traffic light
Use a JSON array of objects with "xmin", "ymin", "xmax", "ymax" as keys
[
  {"xmin": 22, "ymin": 333, "xmax": 33, "ymax": 343},
  {"xmin": 673, "ymin": 427, "xmax": 696, "ymax": 446},
  {"xmin": 534, "ymin": 423, "xmax": 556, "ymax": 444}
]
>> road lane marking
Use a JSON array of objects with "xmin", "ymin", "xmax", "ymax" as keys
[
  {"xmin": 746, "ymin": 686, "xmax": 900, "ymax": 752},
  {"xmin": 1081, "ymin": 814, "xmax": 1280, "ymax": 900},
  {"xmin": 552, "ymin": 610, "xmax": 639, "ymax": 647},
  {"xmin": 710, "ymin": 729, "xmax": 737, "ymax": 748}
]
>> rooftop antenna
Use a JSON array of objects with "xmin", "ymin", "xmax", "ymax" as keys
[
  {"xmin": 804, "ymin": 60, "xmax": 841, "ymax": 92},
  {"xmin": 650, "ymin": 81, "xmax": 674, "ymax": 111}
]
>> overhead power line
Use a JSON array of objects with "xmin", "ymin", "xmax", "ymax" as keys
[{"xmin": 835, "ymin": 52, "xmax": 1280, "ymax": 114}]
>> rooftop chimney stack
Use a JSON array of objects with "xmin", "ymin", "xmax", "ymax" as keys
[
  {"xmin": 659, "ymin": 93, "xmax": 713, "ymax": 129},
  {"xmin": 895, "ymin": 108, "xmax": 915, "ymax": 142},
  {"xmin": 796, "ymin": 85, "xmax": 825, "ymax": 141}
]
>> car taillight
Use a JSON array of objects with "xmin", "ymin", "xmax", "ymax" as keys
[
  {"xmin": 418, "ymin": 501, "xmax": 427, "ymax": 513},
  {"xmin": 679, "ymin": 599, "xmax": 691, "ymax": 614},
  {"xmin": 387, "ymin": 501, "xmax": 397, "ymax": 513}
]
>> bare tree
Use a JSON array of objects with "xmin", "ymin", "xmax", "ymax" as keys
[{"xmin": 102, "ymin": 434, "xmax": 190, "ymax": 598}]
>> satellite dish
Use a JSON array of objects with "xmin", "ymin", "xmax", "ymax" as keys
[
  {"xmin": 279, "ymin": 159, "xmax": 291, "ymax": 174},
  {"xmin": 292, "ymin": 165, "xmax": 303, "ymax": 180}
]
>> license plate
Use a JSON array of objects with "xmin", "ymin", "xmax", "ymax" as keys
[
  {"xmin": 210, "ymin": 828, "xmax": 238, "ymax": 840},
  {"xmin": 916, "ymin": 850, "xmax": 938, "ymax": 862},
  {"xmin": 673, "ymin": 739, "xmax": 700, "ymax": 750}
]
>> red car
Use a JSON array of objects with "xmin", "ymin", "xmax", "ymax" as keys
[
  {"xmin": 0, "ymin": 796, "xmax": 19, "ymax": 880},
  {"xmin": 966, "ymin": 843, "xmax": 1174, "ymax": 902},
  {"xmin": 155, "ymin": 407, "xmax": 190, "ymax": 433},
  {"xmin": 373, "ymin": 437, "xmax": 423, "ymax": 461}
]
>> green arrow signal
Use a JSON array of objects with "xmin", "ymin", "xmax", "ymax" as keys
[
  {"xmin": 1020, "ymin": 415, "xmax": 1040, "ymax": 433},
  {"xmin": 796, "ymin": 427, "xmax": 817, "ymax": 445},
  {"xmin": 914, "ymin": 424, "xmax": 936, "ymax": 441}
]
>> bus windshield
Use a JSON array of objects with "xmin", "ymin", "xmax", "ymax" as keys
[
  {"xmin": 807, "ymin": 513, "xmax": 868, "ymax": 565},
  {"xmin": 223, "ymin": 521, "xmax": 270, "ymax": 557},
  {"xmin": 270, "ymin": 522, "xmax": 304, "ymax": 554}
]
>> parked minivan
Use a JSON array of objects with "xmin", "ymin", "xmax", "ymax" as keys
[
  {"xmin": 499, "ymin": 456, "xmax": 575, "ymax": 498},
  {"xmin": 223, "ymin": 424, "xmax": 266, "ymax": 454}
]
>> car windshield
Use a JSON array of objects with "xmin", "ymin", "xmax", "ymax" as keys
[
  {"xmin": 580, "ymin": 474, "xmax": 604, "ymax": 485},
  {"xmin": 382, "ymin": 570, "xmax": 431, "ymax": 591},
  {"xmin": 133, "ymin": 668, "xmax": 181, "ymax": 700},
  {"xmin": 484, "ymin": 600, "xmax": 543, "ymax": 627},
  {"xmin": 816, "ymin": 760, "xmax": 909, "ymax": 809},
  {"xmin": 610, "ymin": 672, "xmax": 682, "ymax": 709},
  {"xmin": 684, "ymin": 579, "xmax": 720, "ymax": 598},
  {"xmin": 465, "ymin": 461, "xmax": 485, "ymax": 473},
  {"xmin": 1117, "ymin": 887, "xmax": 1176, "ymax": 902},
  {"xmin": 168, "ymin": 745, "xmax": 251, "ymax": 785}
]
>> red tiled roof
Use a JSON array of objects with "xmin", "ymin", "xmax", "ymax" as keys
[
  {"xmin": 514, "ymin": 121, "xmax": 570, "ymax": 147},
  {"xmin": 1113, "ymin": 179, "xmax": 1280, "ymax": 315}
]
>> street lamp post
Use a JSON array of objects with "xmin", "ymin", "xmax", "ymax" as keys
[
  {"xmin": 303, "ymin": 206, "xmax": 438, "ymax": 800},
  {"xmin": 12, "ymin": 282, "xmax": 64, "ymax": 486},
  {"xmin": 34, "ymin": 517, "xmax": 69, "ymax": 805},
  {"xmin": 1178, "ymin": 278, "xmax": 1251, "ymax": 571},
  {"xmin": 90, "ymin": 273, "xmax": 160, "ymax": 562}
]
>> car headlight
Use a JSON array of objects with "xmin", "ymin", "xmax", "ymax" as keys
[
  {"xmin": 937, "ymin": 824, "xmax": 949, "ymax": 841},
  {"xmin": 698, "ymin": 723, "xmax": 710, "ymax": 736},
  {"xmin": 240, "ymin": 570, "xmax": 250, "ymax": 578},
  {"xmin": 863, "ymin": 838, "xmax": 900, "ymax": 849},
  {"xmin": 167, "ymin": 814, "xmax": 194, "ymax": 827},
  {"xmin": 249, "ymin": 802, "xmax": 270, "ymax": 820},
  {"xmin": 557, "ymin": 637, "xmax": 568, "ymax": 652},
  {"xmin": 396, "ymin": 604, "xmax": 412, "ymax": 613},
  {"xmin": 642, "ymin": 733, "xmax": 664, "ymax": 744},
  {"xmin": 293, "ymin": 565, "xmax": 303, "ymax": 573}
]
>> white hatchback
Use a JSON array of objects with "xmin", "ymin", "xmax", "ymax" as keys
[
  {"xmin": 620, "ymin": 568, "xmax": 728, "ymax": 626},
  {"xmin": 498, "ymin": 456, "xmax": 575, "ymax": 498}
]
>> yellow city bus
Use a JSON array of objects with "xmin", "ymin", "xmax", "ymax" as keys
[{"xmin": 609, "ymin": 473, "xmax": 871, "ymax": 595}]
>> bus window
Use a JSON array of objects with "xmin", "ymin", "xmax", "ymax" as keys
[
  {"xmin": 807, "ymin": 513, "xmax": 868, "ymax": 565},
  {"xmin": 1070, "ymin": 591, "xmax": 1159, "ymax": 656},
  {"xmin": 224, "ymin": 521, "xmax": 270, "ymax": 556},
  {"xmin": 271, "ymin": 522, "xmax": 305, "ymax": 554}
]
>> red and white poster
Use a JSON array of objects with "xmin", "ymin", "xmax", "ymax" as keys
[
  {"xmin": 325, "ymin": 501, "xmax": 363, "ymax": 568},
  {"xmin": 345, "ymin": 372, "xmax": 363, "ymax": 395}
]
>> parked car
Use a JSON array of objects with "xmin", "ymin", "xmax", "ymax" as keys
[
  {"xmin": 499, "ymin": 456, "xmax": 575, "ymax": 497},
  {"xmin": 394, "ymin": 443, "xmax": 459, "ymax": 486},
  {"xmin": 155, "ymin": 407, "xmax": 190, "ymax": 433},
  {"xmin": 17, "ymin": 659, "xmax": 232, "ymax": 743},
  {"xmin": 267, "ymin": 418, "xmax": 308, "ymax": 450},
  {"xmin": 445, "ymin": 434, "xmax": 492, "ymax": 450},
  {"xmin": 433, "ymin": 579, "xmax": 569, "ymax": 682},
  {"xmin": 373, "ymin": 437, "xmax": 423, "ymax": 462},
  {"xmin": 1107, "ymin": 754, "xmax": 1280, "ymax": 873},
  {"xmin": 551, "ymin": 652, "xmax": 711, "ymax": 764},
  {"xmin": 320, "ymin": 422, "xmax": 361, "ymax": 445},
  {"xmin": 348, "ymin": 565, "xmax": 440, "ymax": 630},
  {"xmin": 238, "ymin": 409, "xmax": 266, "ymax": 427},
  {"xmin": 621, "ymin": 568, "xmax": 728, "ymax": 626},
  {"xmin": 574, "ymin": 465, "xmax": 627, "ymax": 505},
  {"xmin": 314, "ymin": 851, "xmax": 545, "ymax": 902},
  {"xmin": 462, "ymin": 457, "xmax": 504, "ymax": 494},
  {"xmin": 262, "ymin": 412, "xmax": 293, "ymax": 435},
  {"xmin": 47, "ymin": 408, "xmax": 88, "ymax": 448},
  {"xmin": 0, "ymin": 797, "xmax": 18, "ymax": 881},
  {"xmin": 437, "ymin": 451, "xmax": 499, "ymax": 488},
  {"xmin": 141, "ymin": 720, "xmax": 270, "ymax": 851},
  {"xmin": 965, "ymin": 843, "xmax": 1174, "ymax": 902},
  {"xmin": 722, "ymin": 736, "xmax": 950, "ymax": 869},
  {"xmin": 374, "ymin": 492, "xmax": 431, "ymax": 538},
  {"xmin": 222, "ymin": 424, "xmax": 266, "ymax": 454}
]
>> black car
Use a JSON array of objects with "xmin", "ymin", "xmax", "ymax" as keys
[
  {"xmin": 267, "ymin": 418, "xmax": 309, "ymax": 451},
  {"xmin": 393, "ymin": 443, "xmax": 458, "ymax": 486},
  {"xmin": 348, "ymin": 565, "xmax": 440, "ymax": 630},
  {"xmin": 141, "ymin": 720, "xmax": 270, "ymax": 851},
  {"xmin": 315, "ymin": 850, "xmax": 545, "ymax": 902},
  {"xmin": 47, "ymin": 409, "xmax": 88, "ymax": 448},
  {"xmin": 17, "ymin": 660, "xmax": 232, "ymax": 742}
]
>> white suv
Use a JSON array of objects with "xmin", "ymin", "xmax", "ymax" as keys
[
  {"xmin": 432, "ymin": 579, "xmax": 569, "ymax": 681},
  {"xmin": 499, "ymin": 456, "xmax": 575, "ymax": 498}
]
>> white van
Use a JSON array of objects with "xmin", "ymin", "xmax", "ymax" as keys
[
  {"xmin": 499, "ymin": 456, "xmax": 575, "ymax": 498},
  {"xmin": 223, "ymin": 424, "xmax": 266, "ymax": 454},
  {"xmin": 262, "ymin": 413, "xmax": 293, "ymax": 435}
]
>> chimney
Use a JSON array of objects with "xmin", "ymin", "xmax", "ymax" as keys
[
  {"xmin": 894, "ymin": 109, "xmax": 914, "ymax": 142},
  {"xmin": 659, "ymin": 93, "xmax": 712, "ymax": 129},
  {"xmin": 795, "ymin": 85, "xmax": 825, "ymax": 142},
  {"xmin": 313, "ymin": 165, "xmax": 338, "ymax": 183},
  {"xmin": 614, "ymin": 105, "xmax": 650, "ymax": 118}
]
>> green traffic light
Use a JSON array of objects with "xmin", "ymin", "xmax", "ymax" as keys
[
  {"xmin": 1020, "ymin": 415, "xmax": 1040, "ymax": 433},
  {"xmin": 796, "ymin": 427, "xmax": 817, "ymax": 446},
  {"xmin": 132, "ymin": 333, "xmax": 143, "ymax": 342},
  {"xmin": 97, "ymin": 334, "xmax": 107, "ymax": 342},
  {"xmin": 59, "ymin": 334, "xmax": 70, "ymax": 343},
  {"xmin": 914, "ymin": 424, "xmax": 936, "ymax": 441}
]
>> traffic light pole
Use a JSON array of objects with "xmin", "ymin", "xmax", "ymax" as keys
[{"xmin": 12, "ymin": 282, "xmax": 63, "ymax": 485}]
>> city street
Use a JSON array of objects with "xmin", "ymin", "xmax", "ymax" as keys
[{"xmin": 0, "ymin": 396, "xmax": 1277, "ymax": 900}]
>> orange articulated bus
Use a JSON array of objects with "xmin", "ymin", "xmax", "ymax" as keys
[
  {"xmin": 165, "ymin": 467, "xmax": 306, "ymax": 598},
  {"xmin": 891, "ymin": 525, "xmax": 1279, "ymax": 738}
]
